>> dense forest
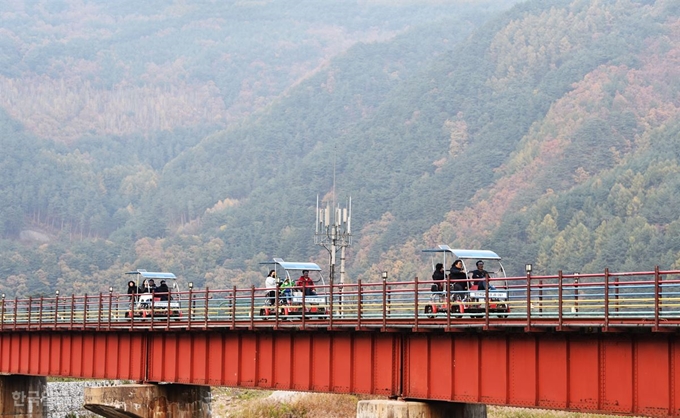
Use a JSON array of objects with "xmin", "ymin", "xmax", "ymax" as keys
[{"xmin": 1, "ymin": 0, "xmax": 679, "ymax": 298}]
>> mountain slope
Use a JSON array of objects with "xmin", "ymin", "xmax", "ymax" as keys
[
  {"xmin": 3, "ymin": 0, "xmax": 680, "ymax": 297},
  {"xmin": 0, "ymin": 0, "xmax": 517, "ymax": 142},
  {"xmin": 231, "ymin": 0, "xmax": 678, "ymax": 282},
  {"xmin": 157, "ymin": 0, "xmax": 680, "ymax": 283}
]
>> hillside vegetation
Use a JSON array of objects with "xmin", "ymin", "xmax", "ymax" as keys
[
  {"xmin": 0, "ymin": 0, "xmax": 510, "ymax": 142},
  {"xmin": 1, "ymin": 0, "xmax": 679, "ymax": 297}
]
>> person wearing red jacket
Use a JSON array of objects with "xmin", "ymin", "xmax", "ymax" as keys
[{"xmin": 296, "ymin": 270, "xmax": 316, "ymax": 296}]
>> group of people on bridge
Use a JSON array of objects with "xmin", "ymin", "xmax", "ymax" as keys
[
  {"xmin": 264, "ymin": 270, "xmax": 317, "ymax": 306},
  {"xmin": 432, "ymin": 259, "xmax": 495, "ymax": 294},
  {"xmin": 127, "ymin": 279, "xmax": 171, "ymax": 301}
]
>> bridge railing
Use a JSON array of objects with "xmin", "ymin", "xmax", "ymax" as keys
[
  {"xmin": 3, "ymin": 268, "xmax": 680, "ymax": 331},
  {"xmin": 506, "ymin": 269, "xmax": 680, "ymax": 317}
]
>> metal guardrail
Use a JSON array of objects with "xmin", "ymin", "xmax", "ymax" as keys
[{"xmin": 2, "ymin": 269, "xmax": 680, "ymax": 331}]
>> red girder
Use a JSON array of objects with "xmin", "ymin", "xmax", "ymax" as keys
[
  {"xmin": 402, "ymin": 333, "xmax": 678, "ymax": 416},
  {"xmin": 145, "ymin": 331, "xmax": 399, "ymax": 395},
  {"xmin": 0, "ymin": 329, "xmax": 677, "ymax": 416},
  {"xmin": 0, "ymin": 332, "xmax": 147, "ymax": 381}
]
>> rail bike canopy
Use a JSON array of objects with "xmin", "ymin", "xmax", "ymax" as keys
[
  {"xmin": 422, "ymin": 245, "xmax": 506, "ymax": 279},
  {"xmin": 259, "ymin": 258, "xmax": 325, "ymax": 285},
  {"xmin": 125, "ymin": 270, "xmax": 178, "ymax": 280},
  {"xmin": 422, "ymin": 245, "xmax": 502, "ymax": 260},
  {"xmin": 125, "ymin": 269, "xmax": 179, "ymax": 290}
]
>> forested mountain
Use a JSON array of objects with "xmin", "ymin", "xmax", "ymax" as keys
[
  {"xmin": 0, "ymin": 0, "xmax": 513, "ymax": 142},
  {"xmin": 1, "ymin": 0, "xmax": 679, "ymax": 297}
]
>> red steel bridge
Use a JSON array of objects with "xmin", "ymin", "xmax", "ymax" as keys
[{"xmin": 1, "ymin": 268, "xmax": 680, "ymax": 416}]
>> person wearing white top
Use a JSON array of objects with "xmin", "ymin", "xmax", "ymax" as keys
[{"xmin": 265, "ymin": 270, "xmax": 278, "ymax": 305}]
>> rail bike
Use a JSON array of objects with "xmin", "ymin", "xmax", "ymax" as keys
[
  {"xmin": 258, "ymin": 258, "xmax": 328, "ymax": 318},
  {"xmin": 124, "ymin": 270, "xmax": 182, "ymax": 320},
  {"xmin": 422, "ymin": 246, "xmax": 510, "ymax": 318}
]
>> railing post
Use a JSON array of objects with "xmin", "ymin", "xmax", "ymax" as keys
[
  {"xmin": 82, "ymin": 294, "xmax": 88, "ymax": 326},
  {"xmin": 54, "ymin": 294, "xmax": 59, "ymax": 327},
  {"xmin": 300, "ymin": 285, "xmax": 306, "ymax": 330},
  {"xmin": 654, "ymin": 266, "xmax": 660, "ymax": 331},
  {"xmin": 557, "ymin": 271, "xmax": 563, "ymax": 330},
  {"xmin": 381, "ymin": 276, "xmax": 387, "ymax": 332},
  {"xmin": 604, "ymin": 268, "xmax": 609, "ymax": 331},
  {"xmin": 538, "ymin": 278, "xmax": 543, "ymax": 315},
  {"xmin": 446, "ymin": 276, "xmax": 451, "ymax": 332},
  {"xmin": 107, "ymin": 291, "xmax": 113, "ymax": 331},
  {"xmin": 27, "ymin": 297, "xmax": 32, "ymax": 330},
  {"xmin": 328, "ymin": 278, "xmax": 334, "ymax": 329},
  {"xmin": 128, "ymin": 292, "xmax": 135, "ymax": 331},
  {"xmin": 38, "ymin": 296, "xmax": 44, "ymax": 330},
  {"xmin": 484, "ymin": 276, "xmax": 490, "ymax": 329},
  {"xmin": 614, "ymin": 276, "xmax": 619, "ymax": 314},
  {"xmin": 231, "ymin": 286, "xmax": 237, "ymax": 329},
  {"xmin": 341, "ymin": 283, "xmax": 346, "ymax": 319},
  {"xmin": 658, "ymin": 266, "xmax": 663, "ymax": 317},
  {"xmin": 188, "ymin": 286, "xmax": 193, "ymax": 329},
  {"xmin": 13, "ymin": 297, "xmax": 18, "ymax": 330},
  {"xmin": 525, "ymin": 270, "xmax": 532, "ymax": 330},
  {"xmin": 274, "ymin": 284, "xmax": 280, "ymax": 327},
  {"xmin": 69, "ymin": 294, "xmax": 75, "ymax": 329},
  {"xmin": 165, "ymin": 290, "xmax": 171, "ymax": 330},
  {"xmin": 97, "ymin": 292, "xmax": 103, "ymax": 330},
  {"xmin": 204, "ymin": 287, "xmax": 210, "ymax": 330},
  {"xmin": 387, "ymin": 284, "xmax": 391, "ymax": 317},
  {"xmin": 250, "ymin": 285, "xmax": 256, "ymax": 330},
  {"xmin": 0, "ymin": 294, "xmax": 5, "ymax": 331},
  {"xmin": 149, "ymin": 292, "xmax": 156, "ymax": 329},
  {"xmin": 414, "ymin": 276, "xmax": 419, "ymax": 332},
  {"xmin": 574, "ymin": 274, "xmax": 579, "ymax": 314},
  {"xmin": 357, "ymin": 279, "xmax": 362, "ymax": 329}
]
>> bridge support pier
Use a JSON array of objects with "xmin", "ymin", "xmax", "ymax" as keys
[
  {"xmin": 83, "ymin": 383, "xmax": 211, "ymax": 418},
  {"xmin": 357, "ymin": 399, "xmax": 486, "ymax": 418},
  {"xmin": 0, "ymin": 375, "xmax": 47, "ymax": 417}
]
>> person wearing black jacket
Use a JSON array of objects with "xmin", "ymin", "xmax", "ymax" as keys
[
  {"xmin": 127, "ymin": 280, "xmax": 139, "ymax": 301},
  {"xmin": 432, "ymin": 263, "xmax": 446, "ymax": 291},
  {"xmin": 141, "ymin": 279, "xmax": 157, "ymax": 293},
  {"xmin": 471, "ymin": 260, "xmax": 494, "ymax": 290},
  {"xmin": 449, "ymin": 259, "xmax": 467, "ymax": 292},
  {"xmin": 156, "ymin": 280, "xmax": 170, "ymax": 301}
]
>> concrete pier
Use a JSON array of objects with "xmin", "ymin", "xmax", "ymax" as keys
[
  {"xmin": 0, "ymin": 375, "xmax": 47, "ymax": 417},
  {"xmin": 357, "ymin": 400, "xmax": 486, "ymax": 418},
  {"xmin": 83, "ymin": 383, "xmax": 211, "ymax": 418}
]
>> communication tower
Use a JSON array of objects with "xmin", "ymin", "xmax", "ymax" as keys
[{"xmin": 315, "ymin": 196, "xmax": 352, "ymax": 285}]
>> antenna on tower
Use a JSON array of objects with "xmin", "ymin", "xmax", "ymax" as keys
[{"xmin": 315, "ymin": 150, "xmax": 352, "ymax": 286}]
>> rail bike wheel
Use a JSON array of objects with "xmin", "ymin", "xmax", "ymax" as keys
[
  {"xmin": 495, "ymin": 304, "xmax": 509, "ymax": 318},
  {"xmin": 425, "ymin": 305, "xmax": 434, "ymax": 319}
]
